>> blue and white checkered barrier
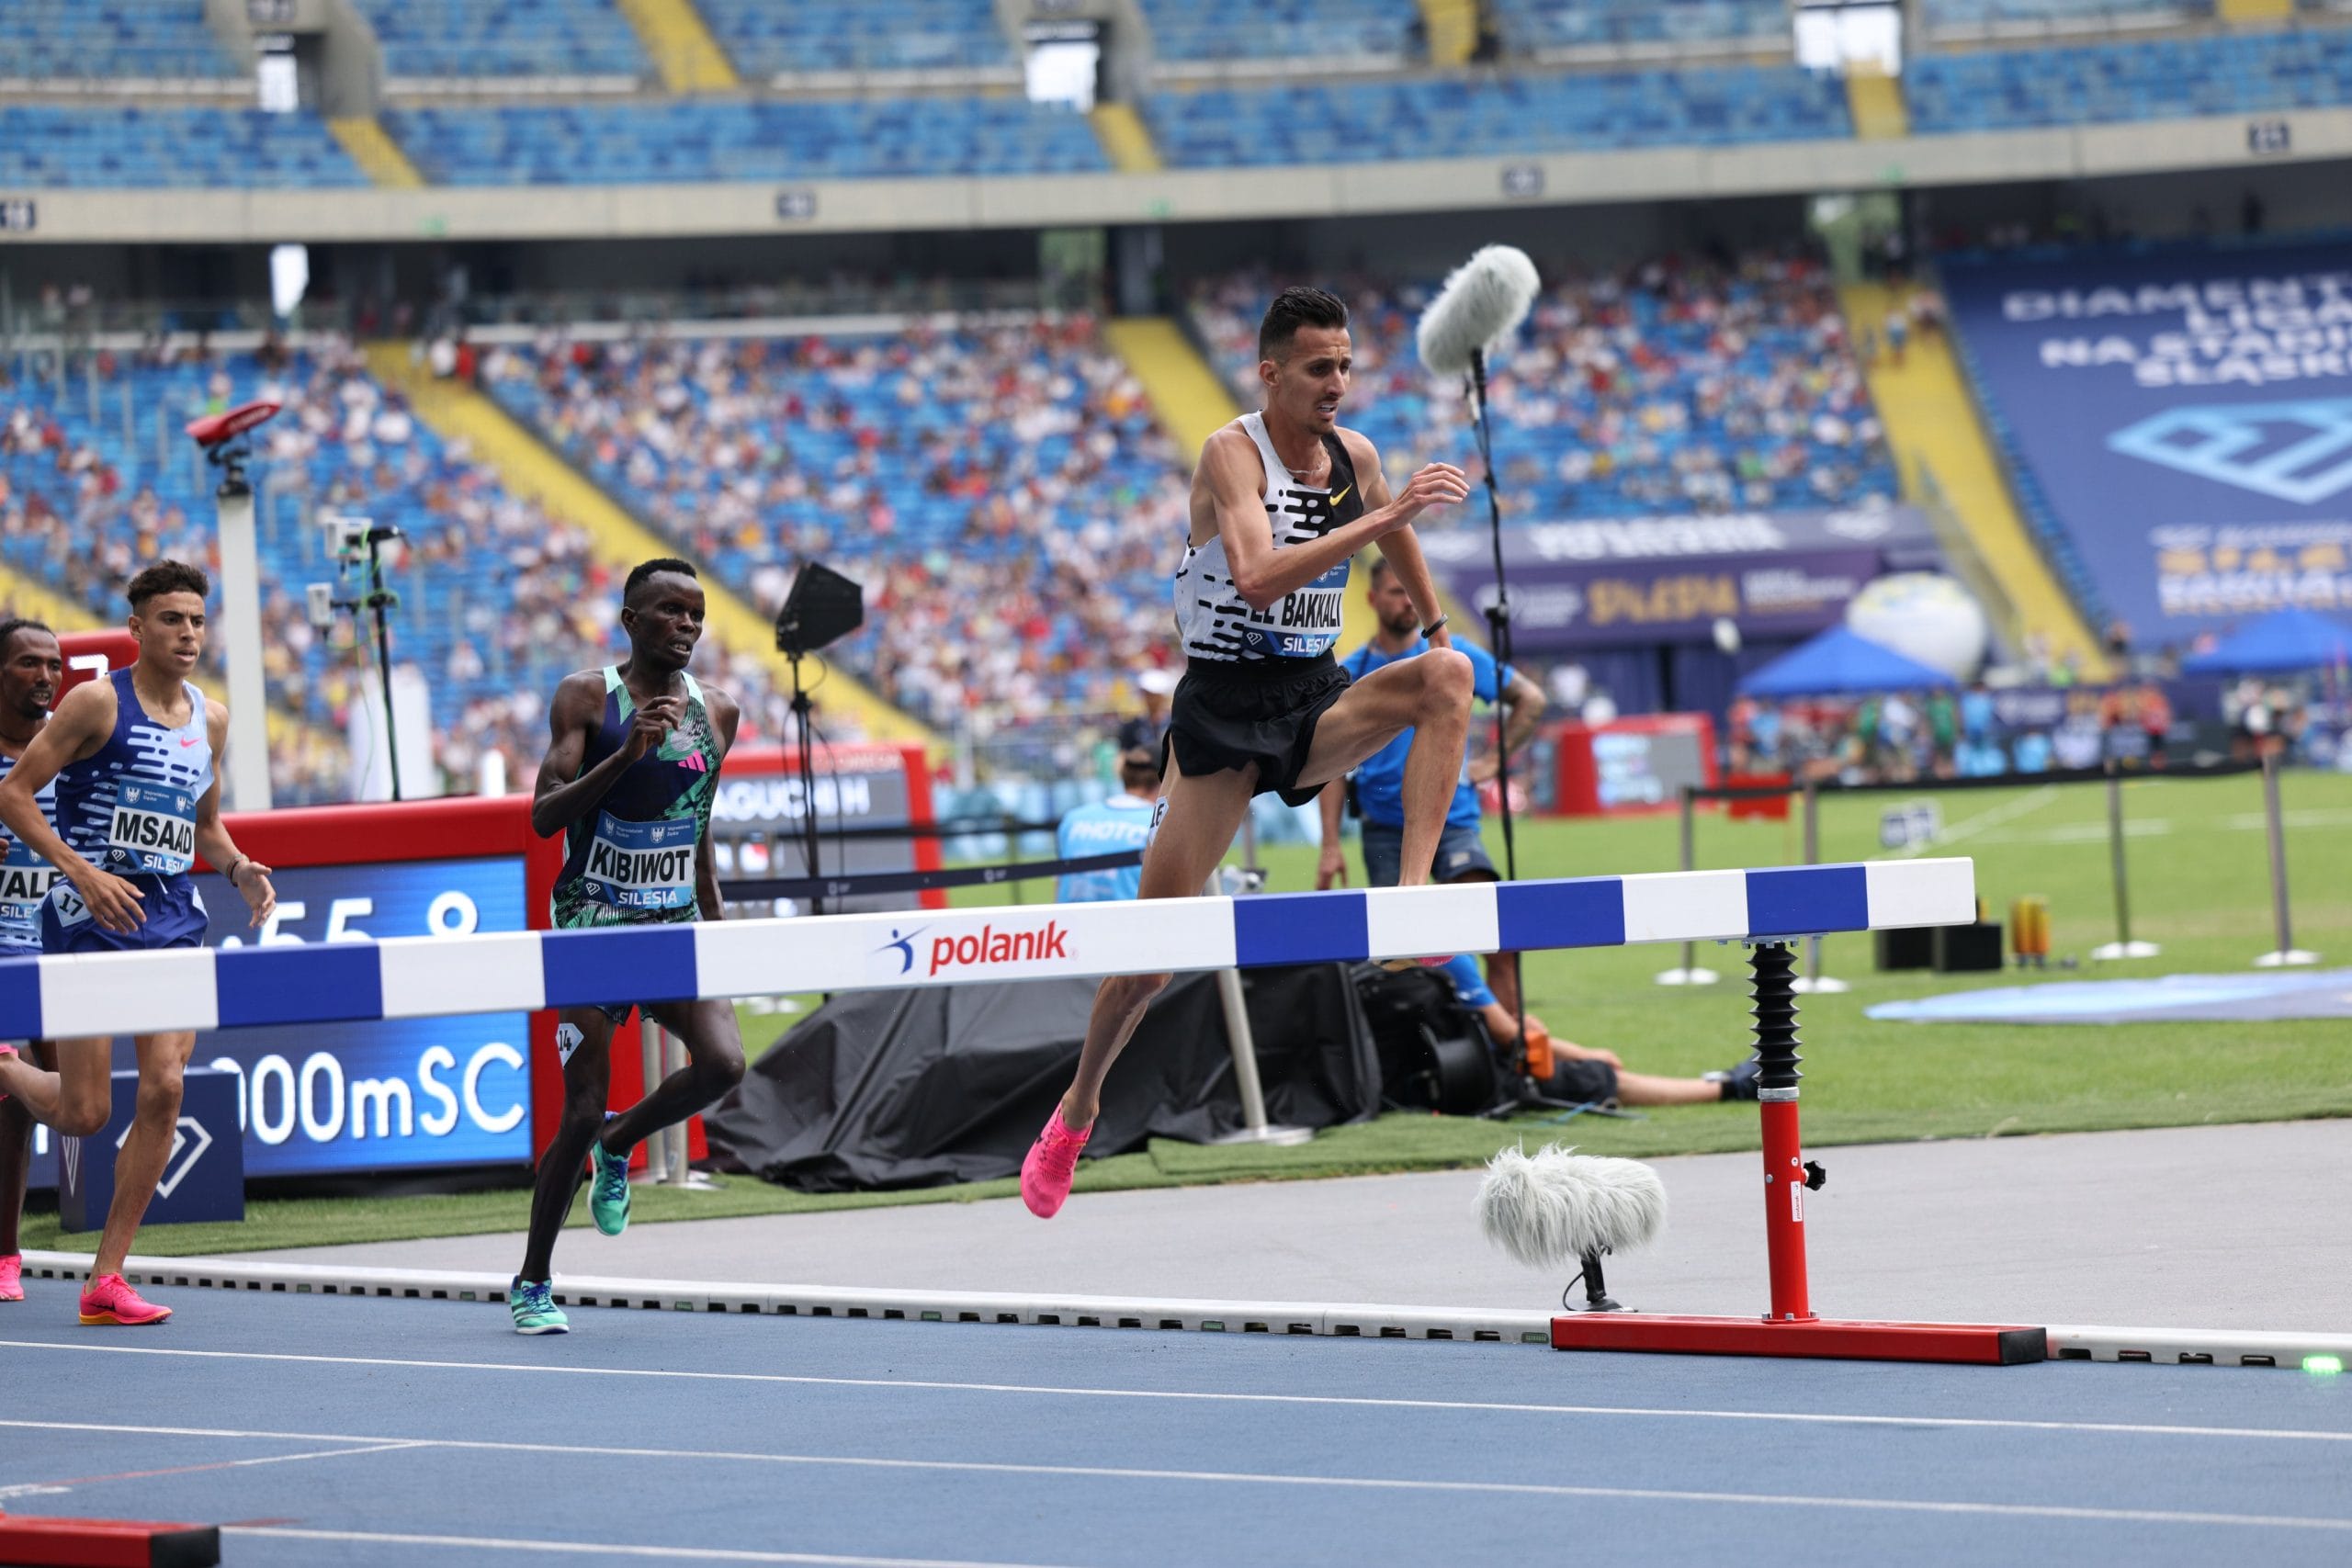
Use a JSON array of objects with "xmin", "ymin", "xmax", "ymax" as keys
[{"xmin": 0, "ymin": 860, "xmax": 1973, "ymax": 1039}]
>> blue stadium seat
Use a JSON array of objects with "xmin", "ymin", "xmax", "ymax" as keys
[
  {"xmin": 0, "ymin": 1, "xmax": 238, "ymax": 79},
  {"xmin": 351, "ymin": 0, "xmax": 647, "ymax": 78},
  {"xmin": 0, "ymin": 107, "xmax": 369, "ymax": 188},
  {"xmin": 697, "ymin": 0, "xmax": 1012, "ymax": 74},
  {"xmin": 487, "ymin": 323, "xmax": 1182, "ymax": 728},
  {"xmin": 1137, "ymin": 0, "xmax": 1419, "ymax": 62},
  {"xmin": 1486, "ymin": 0, "xmax": 1789, "ymax": 54},
  {"xmin": 1188, "ymin": 264, "xmax": 1898, "ymax": 523},
  {"xmin": 1144, "ymin": 65, "xmax": 1851, "ymax": 165},
  {"xmin": 1919, "ymin": 0, "xmax": 2214, "ymax": 34},
  {"xmin": 1908, "ymin": 28, "xmax": 2352, "ymax": 132},
  {"xmin": 381, "ymin": 97, "xmax": 1109, "ymax": 185}
]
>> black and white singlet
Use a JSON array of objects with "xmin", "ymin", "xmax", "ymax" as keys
[{"xmin": 1173, "ymin": 412, "xmax": 1366, "ymax": 664}]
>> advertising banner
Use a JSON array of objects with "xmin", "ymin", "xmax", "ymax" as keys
[
  {"xmin": 1414, "ymin": 506, "xmax": 1933, "ymax": 652},
  {"xmin": 1942, "ymin": 240, "xmax": 2352, "ymax": 641}
]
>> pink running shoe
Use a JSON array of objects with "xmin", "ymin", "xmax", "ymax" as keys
[
  {"xmin": 1020, "ymin": 1107, "xmax": 1092, "ymax": 1219},
  {"xmin": 79, "ymin": 1273, "xmax": 172, "ymax": 1326},
  {"xmin": 0, "ymin": 1253, "xmax": 22, "ymax": 1303}
]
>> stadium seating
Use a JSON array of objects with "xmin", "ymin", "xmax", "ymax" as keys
[
  {"xmin": 0, "ymin": 343, "xmax": 791, "ymax": 798},
  {"xmin": 1186, "ymin": 258, "xmax": 1897, "ymax": 520},
  {"xmin": 697, "ymin": 0, "xmax": 1013, "ymax": 74},
  {"xmin": 1143, "ymin": 65, "xmax": 1851, "ymax": 165},
  {"xmin": 353, "ymin": 0, "xmax": 647, "ymax": 80},
  {"xmin": 381, "ymin": 98, "xmax": 1108, "ymax": 186},
  {"xmin": 1907, "ymin": 27, "xmax": 2352, "ymax": 132},
  {"xmin": 1918, "ymin": 0, "xmax": 2214, "ymax": 38},
  {"xmin": 1138, "ymin": 0, "xmax": 1419, "ymax": 62},
  {"xmin": 1486, "ymin": 0, "xmax": 1790, "ymax": 54},
  {"xmin": 0, "ymin": 107, "xmax": 368, "ymax": 189},
  {"xmin": 0, "ymin": 1, "xmax": 238, "ymax": 81},
  {"xmin": 484, "ymin": 321, "xmax": 1186, "ymax": 728}
]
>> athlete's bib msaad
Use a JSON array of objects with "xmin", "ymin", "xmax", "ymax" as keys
[{"xmin": 107, "ymin": 781, "xmax": 198, "ymax": 875}]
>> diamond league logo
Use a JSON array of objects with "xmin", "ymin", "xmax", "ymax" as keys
[
  {"xmin": 2107, "ymin": 400, "xmax": 2352, "ymax": 505},
  {"xmin": 118, "ymin": 1115, "xmax": 214, "ymax": 1200}
]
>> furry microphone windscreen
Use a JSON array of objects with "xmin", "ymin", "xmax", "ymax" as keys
[
  {"xmin": 1478, "ymin": 1144, "xmax": 1667, "ymax": 1269},
  {"xmin": 1416, "ymin": 244, "xmax": 1543, "ymax": 378}
]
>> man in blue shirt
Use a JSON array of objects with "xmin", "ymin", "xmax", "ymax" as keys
[
  {"xmin": 1056, "ymin": 747, "xmax": 1159, "ymax": 903},
  {"xmin": 1317, "ymin": 556, "xmax": 1544, "ymax": 1012}
]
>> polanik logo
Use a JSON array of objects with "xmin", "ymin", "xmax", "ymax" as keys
[{"xmin": 2109, "ymin": 400, "xmax": 2352, "ymax": 504}]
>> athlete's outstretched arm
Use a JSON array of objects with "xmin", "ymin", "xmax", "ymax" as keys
[
  {"xmin": 193, "ymin": 700, "xmax": 275, "ymax": 928},
  {"xmin": 1347, "ymin": 432, "xmax": 1453, "ymax": 649},
  {"xmin": 1204, "ymin": 427, "xmax": 1466, "ymax": 611},
  {"xmin": 693, "ymin": 688, "xmax": 742, "ymax": 922},
  {"xmin": 528, "ymin": 671, "xmax": 678, "ymax": 840}
]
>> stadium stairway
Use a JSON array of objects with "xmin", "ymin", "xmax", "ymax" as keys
[
  {"xmin": 1416, "ymin": 0, "xmax": 1479, "ymax": 66},
  {"xmin": 0, "ymin": 561, "xmax": 348, "ymax": 785},
  {"xmin": 1839, "ymin": 281, "xmax": 2107, "ymax": 679},
  {"xmin": 1089, "ymin": 103, "xmax": 1162, "ymax": 173},
  {"xmin": 329, "ymin": 117, "xmax": 425, "ymax": 188},
  {"xmin": 2219, "ymin": 0, "xmax": 2294, "ymax": 20},
  {"xmin": 615, "ymin": 0, "xmax": 740, "ymax": 92},
  {"xmin": 1845, "ymin": 66, "xmax": 1908, "ymax": 140},
  {"xmin": 363, "ymin": 344, "xmax": 933, "ymax": 748}
]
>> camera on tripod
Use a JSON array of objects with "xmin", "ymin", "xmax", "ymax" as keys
[{"xmin": 322, "ymin": 513, "xmax": 404, "ymax": 564}]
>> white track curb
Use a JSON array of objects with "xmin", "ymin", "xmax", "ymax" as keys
[{"xmin": 24, "ymin": 1251, "xmax": 2348, "ymax": 1366}]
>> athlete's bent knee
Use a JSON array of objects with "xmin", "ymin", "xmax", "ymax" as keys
[
  {"xmin": 1419, "ymin": 649, "xmax": 1475, "ymax": 712},
  {"xmin": 134, "ymin": 1070, "xmax": 184, "ymax": 1122},
  {"xmin": 56, "ymin": 1098, "xmax": 108, "ymax": 1138},
  {"xmin": 695, "ymin": 1048, "xmax": 746, "ymax": 1099}
]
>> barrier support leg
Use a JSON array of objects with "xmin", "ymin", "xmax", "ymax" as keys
[
  {"xmin": 1204, "ymin": 874, "xmax": 1312, "ymax": 1148},
  {"xmin": 1656, "ymin": 786, "xmax": 1720, "ymax": 987},
  {"xmin": 1550, "ymin": 939, "xmax": 2047, "ymax": 1365},
  {"xmin": 2253, "ymin": 751, "xmax": 2318, "ymax": 968},
  {"xmin": 1792, "ymin": 784, "xmax": 1848, "ymax": 995}
]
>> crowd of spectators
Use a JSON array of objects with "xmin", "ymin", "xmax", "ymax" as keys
[
  {"xmin": 483, "ymin": 317, "xmax": 1187, "ymax": 734},
  {"xmin": 1188, "ymin": 253, "xmax": 1896, "ymax": 522},
  {"xmin": 1714, "ymin": 674, "xmax": 2343, "ymax": 783},
  {"xmin": 1, "ymin": 334, "xmax": 827, "ymax": 799}
]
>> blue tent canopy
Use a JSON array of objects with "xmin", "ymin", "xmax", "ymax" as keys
[
  {"xmin": 2180, "ymin": 607, "xmax": 2352, "ymax": 675},
  {"xmin": 1739, "ymin": 626, "xmax": 1958, "ymax": 698}
]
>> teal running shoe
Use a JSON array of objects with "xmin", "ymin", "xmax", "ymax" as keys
[
  {"xmin": 508, "ymin": 1276, "xmax": 568, "ymax": 1336},
  {"xmin": 587, "ymin": 1112, "xmax": 633, "ymax": 1237}
]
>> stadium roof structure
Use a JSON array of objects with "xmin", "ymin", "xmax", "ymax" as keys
[
  {"xmin": 2179, "ymin": 606, "xmax": 2352, "ymax": 676},
  {"xmin": 1739, "ymin": 626, "xmax": 1957, "ymax": 698}
]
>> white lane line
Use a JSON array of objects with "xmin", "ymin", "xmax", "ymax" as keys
[
  {"xmin": 15, "ymin": 1438, "xmax": 429, "ymax": 1498},
  {"xmin": 1874, "ymin": 785, "xmax": 2060, "ymax": 860},
  {"xmin": 225, "ymin": 1530, "xmax": 1088, "ymax": 1568},
  {"xmin": 5, "ymin": 1347, "xmax": 2349, "ymax": 1447},
  {"xmin": 14, "ymin": 1420, "xmax": 2351, "ymax": 1535}
]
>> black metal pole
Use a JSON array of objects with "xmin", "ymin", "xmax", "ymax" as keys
[
  {"xmin": 368, "ymin": 535, "xmax": 401, "ymax": 803},
  {"xmin": 789, "ymin": 649, "xmax": 823, "ymax": 916},
  {"xmin": 1467, "ymin": 347, "xmax": 1527, "ymax": 1062}
]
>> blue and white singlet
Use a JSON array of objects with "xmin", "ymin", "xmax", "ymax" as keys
[
  {"xmin": 42, "ymin": 669, "xmax": 212, "ymax": 953},
  {"xmin": 0, "ymin": 748, "xmax": 58, "ymax": 959}
]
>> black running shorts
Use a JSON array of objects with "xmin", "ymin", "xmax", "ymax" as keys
[{"xmin": 1164, "ymin": 654, "xmax": 1351, "ymax": 808}]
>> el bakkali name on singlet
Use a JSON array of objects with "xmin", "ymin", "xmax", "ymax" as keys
[
  {"xmin": 552, "ymin": 667, "xmax": 722, "ymax": 930},
  {"xmin": 0, "ymin": 750, "xmax": 59, "ymax": 954},
  {"xmin": 1173, "ymin": 412, "xmax": 1365, "ymax": 664}
]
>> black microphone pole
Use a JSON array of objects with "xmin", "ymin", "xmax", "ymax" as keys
[{"xmin": 1467, "ymin": 345, "xmax": 1529, "ymax": 1073}]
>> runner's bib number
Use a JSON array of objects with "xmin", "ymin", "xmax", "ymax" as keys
[
  {"xmin": 0, "ymin": 839, "xmax": 54, "ymax": 943},
  {"xmin": 581, "ymin": 812, "xmax": 698, "ymax": 911},
  {"xmin": 1239, "ymin": 559, "xmax": 1350, "ymax": 659},
  {"xmin": 107, "ymin": 782, "xmax": 198, "ymax": 876}
]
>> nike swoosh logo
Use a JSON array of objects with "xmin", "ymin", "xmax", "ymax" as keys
[
  {"xmin": 178, "ymin": 738, "xmax": 201, "ymax": 747},
  {"xmin": 1329, "ymin": 485, "xmax": 1351, "ymax": 506}
]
